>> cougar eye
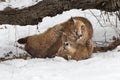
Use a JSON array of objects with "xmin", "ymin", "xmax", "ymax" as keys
[
  {"xmin": 75, "ymin": 31, "xmax": 78, "ymax": 36},
  {"xmin": 74, "ymin": 30, "xmax": 78, "ymax": 36},
  {"xmin": 64, "ymin": 42, "xmax": 69, "ymax": 46},
  {"xmin": 81, "ymin": 25, "xmax": 85, "ymax": 30}
]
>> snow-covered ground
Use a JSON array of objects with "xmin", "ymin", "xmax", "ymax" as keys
[
  {"xmin": 0, "ymin": 1, "xmax": 120, "ymax": 80},
  {"xmin": 0, "ymin": 51, "xmax": 120, "ymax": 80}
]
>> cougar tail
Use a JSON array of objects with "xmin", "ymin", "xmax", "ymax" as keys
[{"xmin": 17, "ymin": 37, "xmax": 29, "ymax": 44}]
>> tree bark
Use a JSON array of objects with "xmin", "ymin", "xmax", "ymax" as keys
[{"xmin": 0, "ymin": 0, "xmax": 120, "ymax": 25}]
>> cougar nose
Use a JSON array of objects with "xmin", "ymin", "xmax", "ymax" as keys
[
  {"xmin": 76, "ymin": 32, "xmax": 82, "ymax": 38},
  {"xmin": 75, "ymin": 31, "xmax": 82, "ymax": 36}
]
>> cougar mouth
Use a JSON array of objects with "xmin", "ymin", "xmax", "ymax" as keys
[
  {"xmin": 78, "ymin": 34, "xmax": 83, "ymax": 38},
  {"xmin": 73, "ymin": 31, "xmax": 83, "ymax": 40}
]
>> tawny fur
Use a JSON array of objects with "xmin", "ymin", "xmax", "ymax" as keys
[
  {"xmin": 18, "ymin": 25, "xmax": 63, "ymax": 58},
  {"xmin": 18, "ymin": 18, "xmax": 76, "ymax": 58},
  {"xmin": 56, "ymin": 34, "xmax": 94, "ymax": 61},
  {"xmin": 46, "ymin": 17, "xmax": 94, "ymax": 58},
  {"xmin": 72, "ymin": 17, "xmax": 93, "ymax": 45},
  {"xmin": 17, "ymin": 17, "xmax": 93, "ymax": 59},
  {"xmin": 72, "ymin": 39, "xmax": 94, "ymax": 61}
]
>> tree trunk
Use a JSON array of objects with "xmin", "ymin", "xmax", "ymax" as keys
[{"xmin": 0, "ymin": 0, "xmax": 120, "ymax": 25}]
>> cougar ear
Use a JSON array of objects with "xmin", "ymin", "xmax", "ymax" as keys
[
  {"xmin": 69, "ymin": 17, "xmax": 73, "ymax": 22},
  {"xmin": 69, "ymin": 17, "xmax": 76, "ymax": 25}
]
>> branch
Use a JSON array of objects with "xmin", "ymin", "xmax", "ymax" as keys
[
  {"xmin": 0, "ymin": 0, "xmax": 119, "ymax": 25},
  {"xmin": 93, "ymin": 38, "xmax": 120, "ymax": 53}
]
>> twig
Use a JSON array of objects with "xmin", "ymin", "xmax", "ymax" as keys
[{"xmin": 89, "ymin": 10, "xmax": 104, "ymax": 27}]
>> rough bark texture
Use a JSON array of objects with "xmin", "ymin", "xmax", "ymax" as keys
[
  {"xmin": 0, "ymin": 0, "xmax": 120, "ymax": 25},
  {"xmin": 0, "ymin": 0, "xmax": 5, "ymax": 2}
]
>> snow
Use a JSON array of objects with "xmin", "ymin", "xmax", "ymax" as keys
[
  {"xmin": 0, "ymin": 52, "xmax": 120, "ymax": 80},
  {"xmin": 0, "ymin": 1, "xmax": 120, "ymax": 80},
  {"xmin": 0, "ymin": 0, "xmax": 42, "ymax": 10}
]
